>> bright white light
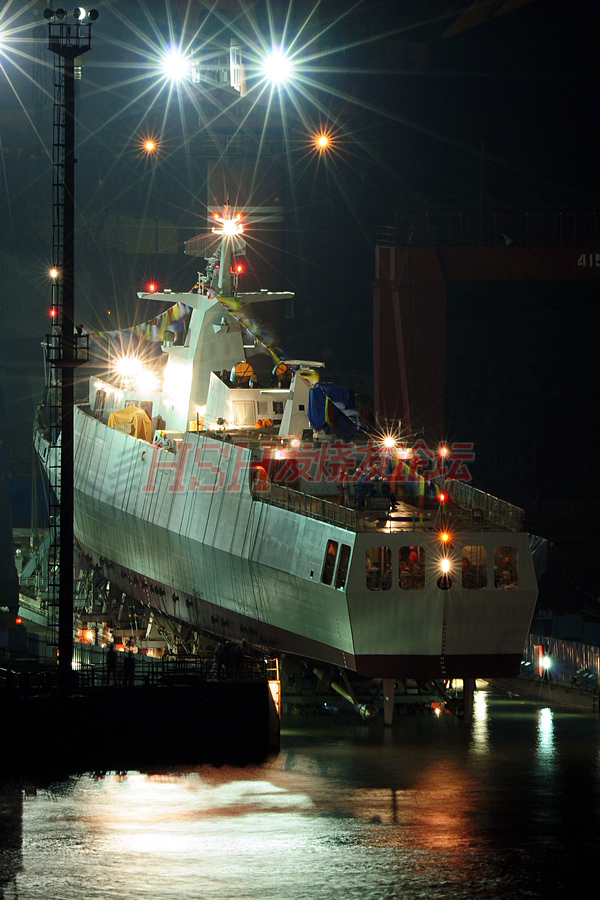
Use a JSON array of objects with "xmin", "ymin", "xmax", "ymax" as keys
[
  {"xmin": 441, "ymin": 558, "xmax": 451, "ymax": 574},
  {"xmin": 212, "ymin": 212, "xmax": 243, "ymax": 236},
  {"xmin": 542, "ymin": 655, "xmax": 552, "ymax": 670},
  {"xmin": 115, "ymin": 357, "xmax": 143, "ymax": 380},
  {"xmin": 160, "ymin": 47, "xmax": 190, "ymax": 82},
  {"xmin": 261, "ymin": 47, "xmax": 293, "ymax": 85},
  {"xmin": 136, "ymin": 371, "xmax": 159, "ymax": 393}
]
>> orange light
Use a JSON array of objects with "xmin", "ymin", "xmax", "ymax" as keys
[
  {"xmin": 441, "ymin": 531, "xmax": 450, "ymax": 543},
  {"xmin": 139, "ymin": 136, "xmax": 159, "ymax": 156}
]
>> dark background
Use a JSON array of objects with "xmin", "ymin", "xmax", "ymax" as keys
[{"xmin": 1, "ymin": 0, "xmax": 598, "ymax": 608}]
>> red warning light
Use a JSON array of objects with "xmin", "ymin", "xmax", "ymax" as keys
[
  {"xmin": 49, "ymin": 308, "xmax": 58, "ymax": 319},
  {"xmin": 147, "ymin": 282, "xmax": 157, "ymax": 293},
  {"xmin": 231, "ymin": 262, "xmax": 244, "ymax": 274},
  {"xmin": 439, "ymin": 492, "xmax": 446, "ymax": 503},
  {"xmin": 15, "ymin": 617, "xmax": 23, "ymax": 626}
]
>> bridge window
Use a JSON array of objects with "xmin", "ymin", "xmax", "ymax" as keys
[
  {"xmin": 366, "ymin": 546, "xmax": 392, "ymax": 591},
  {"xmin": 399, "ymin": 545, "xmax": 425, "ymax": 590},
  {"xmin": 494, "ymin": 546, "xmax": 519, "ymax": 589},
  {"xmin": 335, "ymin": 544, "xmax": 351, "ymax": 589},
  {"xmin": 462, "ymin": 545, "xmax": 488, "ymax": 589},
  {"xmin": 321, "ymin": 540, "xmax": 338, "ymax": 585}
]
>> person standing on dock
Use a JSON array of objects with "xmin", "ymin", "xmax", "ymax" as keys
[
  {"xmin": 106, "ymin": 643, "xmax": 117, "ymax": 685},
  {"xmin": 123, "ymin": 651, "xmax": 135, "ymax": 687}
]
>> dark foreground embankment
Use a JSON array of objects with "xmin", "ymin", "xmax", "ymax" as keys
[{"xmin": 1, "ymin": 681, "xmax": 279, "ymax": 778}]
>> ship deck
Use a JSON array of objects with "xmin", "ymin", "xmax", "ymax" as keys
[{"xmin": 254, "ymin": 484, "xmax": 522, "ymax": 534}]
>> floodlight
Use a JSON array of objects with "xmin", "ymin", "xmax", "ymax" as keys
[
  {"xmin": 261, "ymin": 47, "xmax": 293, "ymax": 85},
  {"xmin": 160, "ymin": 47, "xmax": 190, "ymax": 82}
]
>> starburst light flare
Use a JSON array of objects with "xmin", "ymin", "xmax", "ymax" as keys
[
  {"xmin": 159, "ymin": 45, "xmax": 190, "ymax": 82},
  {"xmin": 212, "ymin": 211, "xmax": 244, "ymax": 237},
  {"xmin": 260, "ymin": 46, "xmax": 294, "ymax": 86}
]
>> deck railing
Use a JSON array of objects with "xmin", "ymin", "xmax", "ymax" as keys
[
  {"xmin": 253, "ymin": 483, "xmax": 358, "ymax": 529},
  {"xmin": 443, "ymin": 479, "xmax": 524, "ymax": 531},
  {"xmin": 254, "ymin": 479, "xmax": 524, "ymax": 533}
]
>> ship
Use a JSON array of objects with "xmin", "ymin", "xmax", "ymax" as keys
[{"xmin": 34, "ymin": 205, "xmax": 538, "ymax": 722}]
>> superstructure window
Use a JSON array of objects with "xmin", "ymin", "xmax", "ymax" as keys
[
  {"xmin": 462, "ymin": 546, "xmax": 488, "ymax": 589},
  {"xmin": 399, "ymin": 545, "xmax": 425, "ymax": 590},
  {"xmin": 93, "ymin": 389, "xmax": 106, "ymax": 418},
  {"xmin": 335, "ymin": 544, "xmax": 351, "ymax": 589},
  {"xmin": 494, "ymin": 546, "xmax": 519, "ymax": 589},
  {"xmin": 321, "ymin": 540, "xmax": 338, "ymax": 585},
  {"xmin": 366, "ymin": 546, "xmax": 392, "ymax": 591},
  {"xmin": 233, "ymin": 400, "xmax": 256, "ymax": 426}
]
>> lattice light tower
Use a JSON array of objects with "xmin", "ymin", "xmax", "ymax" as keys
[{"xmin": 44, "ymin": 7, "xmax": 97, "ymax": 688}]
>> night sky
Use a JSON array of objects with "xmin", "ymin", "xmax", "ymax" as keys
[{"xmin": 1, "ymin": 0, "xmax": 599, "ymax": 601}]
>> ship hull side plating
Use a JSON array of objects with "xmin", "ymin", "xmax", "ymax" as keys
[{"xmin": 70, "ymin": 408, "xmax": 537, "ymax": 680}]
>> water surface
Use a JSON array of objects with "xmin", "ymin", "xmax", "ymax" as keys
[{"xmin": 2, "ymin": 689, "xmax": 599, "ymax": 899}]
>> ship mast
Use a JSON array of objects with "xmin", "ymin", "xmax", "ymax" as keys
[{"xmin": 211, "ymin": 206, "xmax": 245, "ymax": 298}]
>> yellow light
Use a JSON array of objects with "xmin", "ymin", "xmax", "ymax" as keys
[
  {"xmin": 441, "ymin": 531, "xmax": 450, "ymax": 543},
  {"xmin": 49, "ymin": 267, "xmax": 59, "ymax": 279},
  {"xmin": 144, "ymin": 139, "xmax": 156, "ymax": 152},
  {"xmin": 382, "ymin": 436, "xmax": 396, "ymax": 449},
  {"xmin": 315, "ymin": 134, "xmax": 329, "ymax": 150}
]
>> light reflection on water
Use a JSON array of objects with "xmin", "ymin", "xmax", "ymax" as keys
[{"xmin": 3, "ymin": 689, "xmax": 600, "ymax": 899}]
